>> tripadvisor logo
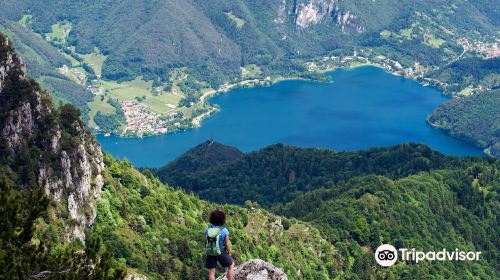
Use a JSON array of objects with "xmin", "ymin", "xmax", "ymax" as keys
[
  {"xmin": 375, "ymin": 244, "xmax": 398, "ymax": 267},
  {"xmin": 374, "ymin": 244, "xmax": 482, "ymax": 267}
]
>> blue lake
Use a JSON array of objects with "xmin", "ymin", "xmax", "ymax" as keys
[{"xmin": 97, "ymin": 66, "xmax": 483, "ymax": 167}]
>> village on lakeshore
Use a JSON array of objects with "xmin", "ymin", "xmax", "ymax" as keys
[{"xmin": 52, "ymin": 19, "xmax": 498, "ymax": 138}]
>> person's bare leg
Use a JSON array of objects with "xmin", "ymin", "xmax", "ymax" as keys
[
  {"xmin": 209, "ymin": 268, "xmax": 216, "ymax": 280},
  {"xmin": 227, "ymin": 262, "xmax": 235, "ymax": 280}
]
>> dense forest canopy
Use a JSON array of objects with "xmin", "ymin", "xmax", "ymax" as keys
[
  {"xmin": 156, "ymin": 140, "xmax": 500, "ymax": 278},
  {"xmin": 428, "ymin": 57, "xmax": 500, "ymax": 93},
  {"xmin": 275, "ymin": 167, "xmax": 500, "ymax": 279},
  {"xmin": 428, "ymin": 90, "xmax": 500, "ymax": 157},
  {"xmin": 155, "ymin": 142, "xmax": 493, "ymax": 206}
]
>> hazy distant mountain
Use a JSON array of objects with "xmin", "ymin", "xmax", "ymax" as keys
[{"xmin": 0, "ymin": 0, "xmax": 497, "ymax": 84}]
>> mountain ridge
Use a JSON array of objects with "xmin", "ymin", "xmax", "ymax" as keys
[
  {"xmin": 0, "ymin": 0, "xmax": 497, "ymax": 84},
  {"xmin": 155, "ymin": 140, "xmax": 500, "ymax": 278},
  {"xmin": 0, "ymin": 32, "xmax": 103, "ymax": 242},
  {"xmin": 0, "ymin": 1, "xmax": 498, "ymax": 278},
  {"xmin": 155, "ymin": 141, "xmax": 490, "ymax": 206},
  {"xmin": 0, "ymin": 35, "xmax": 340, "ymax": 279}
]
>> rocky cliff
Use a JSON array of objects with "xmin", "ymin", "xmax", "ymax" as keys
[
  {"xmin": 274, "ymin": 0, "xmax": 364, "ymax": 32},
  {"xmin": 0, "ymin": 33, "xmax": 104, "ymax": 242},
  {"xmin": 217, "ymin": 259, "xmax": 288, "ymax": 280}
]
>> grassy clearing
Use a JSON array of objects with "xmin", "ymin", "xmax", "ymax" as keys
[
  {"xmin": 95, "ymin": 77, "xmax": 184, "ymax": 115},
  {"xmin": 18, "ymin": 14, "xmax": 33, "ymax": 29},
  {"xmin": 348, "ymin": 61, "xmax": 371, "ymax": 68},
  {"xmin": 426, "ymin": 37, "xmax": 446, "ymax": 48},
  {"xmin": 61, "ymin": 52, "xmax": 80, "ymax": 66},
  {"xmin": 241, "ymin": 64, "xmax": 262, "ymax": 79},
  {"xmin": 103, "ymin": 78, "xmax": 151, "ymax": 100},
  {"xmin": 46, "ymin": 22, "xmax": 71, "ymax": 43},
  {"xmin": 457, "ymin": 86, "xmax": 475, "ymax": 96},
  {"xmin": 143, "ymin": 94, "xmax": 182, "ymax": 114},
  {"xmin": 399, "ymin": 27, "xmax": 414, "ymax": 39},
  {"xmin": 380, "ymin": 30, "xmax": 392, "ymax": 38},
  {"xmin": 88, "ymin": 95, "xmax": 116, "ymax": 128},
  {"xmin": 227, "ymin": 13, "xmax": 245, "ymax": 28},
  {"xmin": 80, "ymin": 50, "xmax": 107, "ymax": 77}
]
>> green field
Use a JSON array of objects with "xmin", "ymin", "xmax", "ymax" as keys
[
  {"xmin": 101, "ymin": 78, "xmax": 183, "ymax": 114},
  {"xmin": 88, "ymin": 95, "xmax": 116, "ymax": 128},
  {"xmin": 380, "ymin": 30, "xmax": 392, "ymax": 38},
  {"xmin": 399, "ymin": 26, "xmax": 414, "ymax": 39},
  {"xmin": 425, "ymin": 36, "xmax": 446, "ymax": 48},
  {"xmin": 226, "ymin": 13, "xmax": 245, "ymax": 28},
  {"xmin": 46, "ymin": 22, "xmax": 71, "ymax": 43},
  {"xmin": 80, "ymin": 50, "xmax": 106, "ymax": 77},
  {"xmin": 48, "ymin": 38, "xmax": 207, "ymax": 132},
  {"xmin": 241, "ymin": 64, "xmax": 262, "ymax": 79},
  {"xmin": 18, "ymin": 14, "xmax": 32, "ymax": 29},
  {"xmin": 55, "ymin": 49, "xmax": 212, "ymax": 133}
]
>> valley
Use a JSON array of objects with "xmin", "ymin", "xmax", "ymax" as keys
[
  {"xmin": 97, "ymin": 66, "xmax": 484, "ymax": 167},
  {"xmin": 1, "ymin": 1, "xmax": 498, "ymax": 141},
  {"xmin": 0, "ymin": 1, "xmax": 498, "ymax": 279}
]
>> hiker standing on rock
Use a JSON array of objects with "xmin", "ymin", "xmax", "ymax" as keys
[{"xmin": 205, "ymin": 209, "xmax": 235, "ymax": 280}]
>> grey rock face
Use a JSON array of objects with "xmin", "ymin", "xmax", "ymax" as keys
[
  {"xmin": 217, "ymin": 259, "xmax": 288, "ymax": 280},
  {"xmin": 273, "ymin": 0, "xmax": 364, "ymax": 33},
  {"xmin": 0, "ymin": 34, "xmax": 104, "ymax": 243}
]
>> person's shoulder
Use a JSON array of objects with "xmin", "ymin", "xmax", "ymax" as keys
[{"xmin": 221, "ymin": 227, "xmax": 229, "ymax": 235}]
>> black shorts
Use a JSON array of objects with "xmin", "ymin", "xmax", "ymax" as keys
[{"xmin": 205, "ymin": 252, "xmax": 233, "ymax": 269}]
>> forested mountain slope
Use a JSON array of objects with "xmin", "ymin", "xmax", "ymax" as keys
[
  {"xmin": 0, "ymin": 18, "xmax": 92, "ymax": 120},
  {"xmin": 155, "ymin": 142, "xmax": 492, "ymax": 206},
  {"xmin": 275, "ymin": 169, "xmax": 499, "ymax": 279},
  {"xmin": 100, "ymin": 157, "xmax": 340, "ymax": 279},
  {"xmin": 426, "ymin": 57, "xmax": 500, "ymax": 94},
  {"xmin": 0, "ymin": 0, "xmax": 497, "ymax": 84},
  {"xmin": 0, "ymin": 31, "xmax": 123, "ymax": 279},
  {"xmin": 428, "ymin": 90, "xmax": 500, "ymax": 157},
  {"xmin": 0, "ymin": 33, "xmax": 340, "ymax": 280},
  {"xmin": 158, "ymin": 140, "xmax": 500, "ymax": 278}
]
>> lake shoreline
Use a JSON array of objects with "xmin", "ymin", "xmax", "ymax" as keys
[
  {"xmin": 98, "ymin": 66, "xmax": 484, "ymax": 167},
  {"xmin": 97, "ymin": 63, "xmax": 410, "ymax": 139}
]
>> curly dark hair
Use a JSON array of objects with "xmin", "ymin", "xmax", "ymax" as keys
[{"xmin": 209, "ymin": 209, "xmax": 226, "ymax": 226}]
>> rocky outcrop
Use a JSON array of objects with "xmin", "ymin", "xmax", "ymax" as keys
[
  {"xmin": 332, "ymin": 8, "xmax": 365, "ymax": 33},
  {"xmin": 125, "ymin": 272, "xmax": 148, "ymax": 280},
  {"xmin": 295, "ymin": 0, "xmax": 336, "ymax": 29},
  {"xmin": 0, "ymin": 33, "xmax": 103, "ymax": 243},
  {"xmin": 38, "ymin": 129, "xmax": 105, "ymax": 242},
  {"xmin": 216, "ymin": 259, "xmax": 288, "ymax": 280},
  {"xmin": 273, "ymin": 0, "xmax": 364, "ymax": 33}
]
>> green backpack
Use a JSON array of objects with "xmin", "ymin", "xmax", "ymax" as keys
[{"xmin": 205, "ymin": 227, "xmax": 222, "ymax": 256}]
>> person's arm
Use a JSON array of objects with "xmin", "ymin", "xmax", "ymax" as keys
[{"xmin": 224, "ymin": 235, "xmax": 231, "ymax": 255}]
